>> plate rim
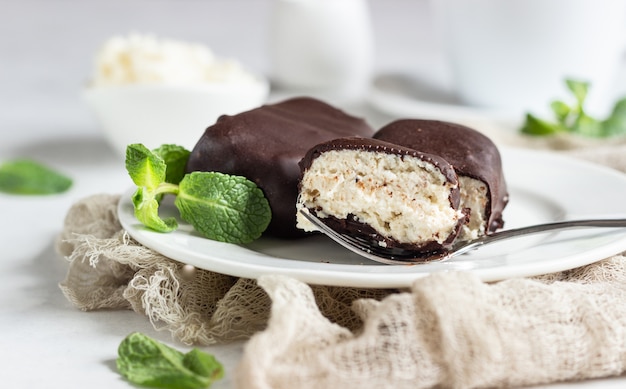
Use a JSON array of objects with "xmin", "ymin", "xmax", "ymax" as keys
[{"xmin": 118, "ymin": 146, "xmax": 626, "ymax": 288}]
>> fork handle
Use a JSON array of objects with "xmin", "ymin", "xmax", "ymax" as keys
[
  {"xmin": 450, "ymin": 218, "xmax": 626, "ymax": 258},
  {"xmin": 482, "ymin": 218, "xmax": 626, "ymax": 244}
]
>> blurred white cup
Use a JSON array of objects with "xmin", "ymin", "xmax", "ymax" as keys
[
  {"xmin": 432, "ymin": 0, "xmax": 626, "ymax": 116},
  {"xmin": 269, "ymin": 0, "xmax": 374, "ymax": 101}
]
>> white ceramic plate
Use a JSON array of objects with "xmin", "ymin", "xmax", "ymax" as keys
[{"xmin": 118, "ymin": 147, "xmax": 626, "ymax": 288}]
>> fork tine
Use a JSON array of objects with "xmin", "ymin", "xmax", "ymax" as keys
[
  {"xmin": 299, "ymin": 210, "xmax": 626, "ymax": 265},
  {"xmin": 339, "ymin": 233, "xmax": 412, "ymax": 258},
  {"xmin": 299, "ymin": 209, "xmax": 437, "ymax": 265},
  {"xmin": 300, "ymin": 210, "xmax": 388, "ymax": 262},
  {"xmin": 300, "ymin": 210, "xmax": 370, "ymax": 252}
]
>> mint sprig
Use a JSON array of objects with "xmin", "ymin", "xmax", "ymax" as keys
[
  {"xmin": 0, "ymin": 159, "xmax": 72, "ymax": 195},
  {"xmin": 521, "ymin": 79, "xmax": 626, "ymax": 138},
  {"xmin": 117, "ymin": 332, "xmax": 223, "ymax": 389},
  {"xmin": 126, "ymin": 144, "xmax": 179, "ymax": 233},
  {"xmin": 125, "ymin": 143, "xmax": 271, "ymax": 244}
]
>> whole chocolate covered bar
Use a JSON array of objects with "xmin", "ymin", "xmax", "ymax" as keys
[
  {"xmin": 185, "ymin": 97, "xmax": 374, "ymax": 238},
  {"xmin": 374, "ymin": 119, "xmax": 508, "ymax": 241},
  {"xmin": 296, "ymin": 137, "xmax": 467, "ymax": 254}
]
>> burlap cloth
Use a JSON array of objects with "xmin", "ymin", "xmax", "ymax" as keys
[{"xmin": 56, "ymin": 132, "xmax": 626, "ymax": 389}]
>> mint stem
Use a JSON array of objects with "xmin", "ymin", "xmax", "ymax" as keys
[{"xmin": 154, "ymin": 182, "xmax": 180, "ymax": 197}]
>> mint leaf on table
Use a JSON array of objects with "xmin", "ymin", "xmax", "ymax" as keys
[
  {"xmin": 0, "ymin": 159, "xmax": 72, "ymax": 195},
  {"xmin": 182, "ymin": 349, "xmax": 224, "ymax": 381},
  {"xmin": 117, "ymin": 332, "xmax": 224, "ymax": 389},
  {"xmin": 125, "ymin": 143, "xmax": 271, "ymax": 244},
  {"xmin": 573, "ymin": 112, "xmax": 603, "ymax": 137},
  {"xmin": 602, "ymin": 98, "xmax": 626, "ymax": 137},
  {"xmin": 520, "ymin": 113, "xmax": 564, "ymax": 136},
  {"xmin": 566, "ymin": 78, "xmax": 589, "ymax": 105},
  {"xmin": 520, "ymin": 78, "xmax": 626, "ymax": 138},
  {"xmin": 175, "ymin": 172, "xmax": 272, "ymax": 244}
]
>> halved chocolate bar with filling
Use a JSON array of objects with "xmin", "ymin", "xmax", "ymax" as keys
[
  {"xmin": 374, "ymin": 119, "xmax": 509, "ymax": 242},
  {"xmin": 296, "ymin": 137, "xmax": 467, "ymax": 255}
]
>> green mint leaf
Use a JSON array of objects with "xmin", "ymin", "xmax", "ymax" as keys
[
  {"xmin": 175, "ymin": 172, "xmax": 271, "ymax": 244},
  {"xmin": 0, "ymin": 159, "xmax": 72, "ymax": 195},
  {"xmin": 573, "ymin": 113, "xmax": 603, "ymax": 137},
  {"xmin": 521, "ymin": 78, "xmax": 626, "ymax": 138},
  {"xmin": 183, "ymin": 349, "xmax": 224, "ymax": 382},
  {"xmin": 565, "ymin": 79, "xmax": 589, "ymax": 106},
  {"xmin": 601, "ymin": 98, "xmax": 626, "ymax": 137},
  {"xmin": 126, "ymin": 143, "xmax": 180, "ymax": 232},
  {"xmin": 126, "ymin": 144, "xmax": 166, "ymax": 190},
  {"xmin": 520, "ymin": 113, "xmax": 563, "ymax": 136},
  {"xmin": 550, "ymin": 100, "xmax": 571, "ymax": 123},
  {"xmin": 609, "ymin": 97, "xmax": 626, "ymax": 120},
  {"xmin": 132, "ymin": 187, "xmax": 178, "ymax": 232},
  {"xmin": 152, "ymin": 144, "xmax": 191, "ymax": 185},
  {"xmin": 117, "ymin": 332, "xmax": 223, "ymax": 389}
]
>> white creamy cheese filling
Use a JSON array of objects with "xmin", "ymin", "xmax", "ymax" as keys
[
  {"xmin": 457, "ymin": 176, "xmax": 488, "ymax": 242},
  {"xmin": 296, "ymin": 149, "xmax": 465, "ymax": 245}
]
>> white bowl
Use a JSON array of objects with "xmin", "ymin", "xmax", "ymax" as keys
[{"xmin": 84, "ymin": 78, "xmax": 270, "ymax": 156}]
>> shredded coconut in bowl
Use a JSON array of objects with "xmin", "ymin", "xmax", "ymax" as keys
[{"xmin": 91, "ymin": 33, "xmax": 259, "ymax": 87}]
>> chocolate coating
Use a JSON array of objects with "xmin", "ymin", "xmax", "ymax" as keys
[
  {"xmin": 185, "ymin": 97, "xmax": 374, "ymax": 238},
  {"xmin": 299, "ymin": 137, "xmax": 460, "ymax": 193},
  {"xmin": 374, "ymin": 119, "xmax": 509, "ymax": 233},
  {"xmin": 299, "ymin": 137, "xmax": 466, "ymax": 252}
]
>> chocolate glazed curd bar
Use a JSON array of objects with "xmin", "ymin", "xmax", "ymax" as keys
[
  {"xmin": 296, "ymin": 137, "xmax": 468, "ymax": 255},
  {"xmin": 374, "ymin": 119, "xmax": 509, "ymax": 242},
  {"xmin": 185, "ymin": 97, "xmax": 374, "ymax": 239}
]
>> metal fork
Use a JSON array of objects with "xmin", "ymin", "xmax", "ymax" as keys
[{"xmin": 299, "ymin": 210, "xmax": 626, "ymax": 265}]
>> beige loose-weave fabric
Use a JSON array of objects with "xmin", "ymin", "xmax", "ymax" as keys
[{"xmin": 57, "ymin": 135, "xmax": 626, "ymax": 388}]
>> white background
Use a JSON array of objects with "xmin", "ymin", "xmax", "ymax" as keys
[{"xmin": 1, "ymin": 1, "xmax": 625, "ymax": 388}]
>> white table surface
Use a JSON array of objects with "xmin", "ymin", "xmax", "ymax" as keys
[{"xmin": 2, "ymin": 1, "xmax": 626, "ymax": 387}]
